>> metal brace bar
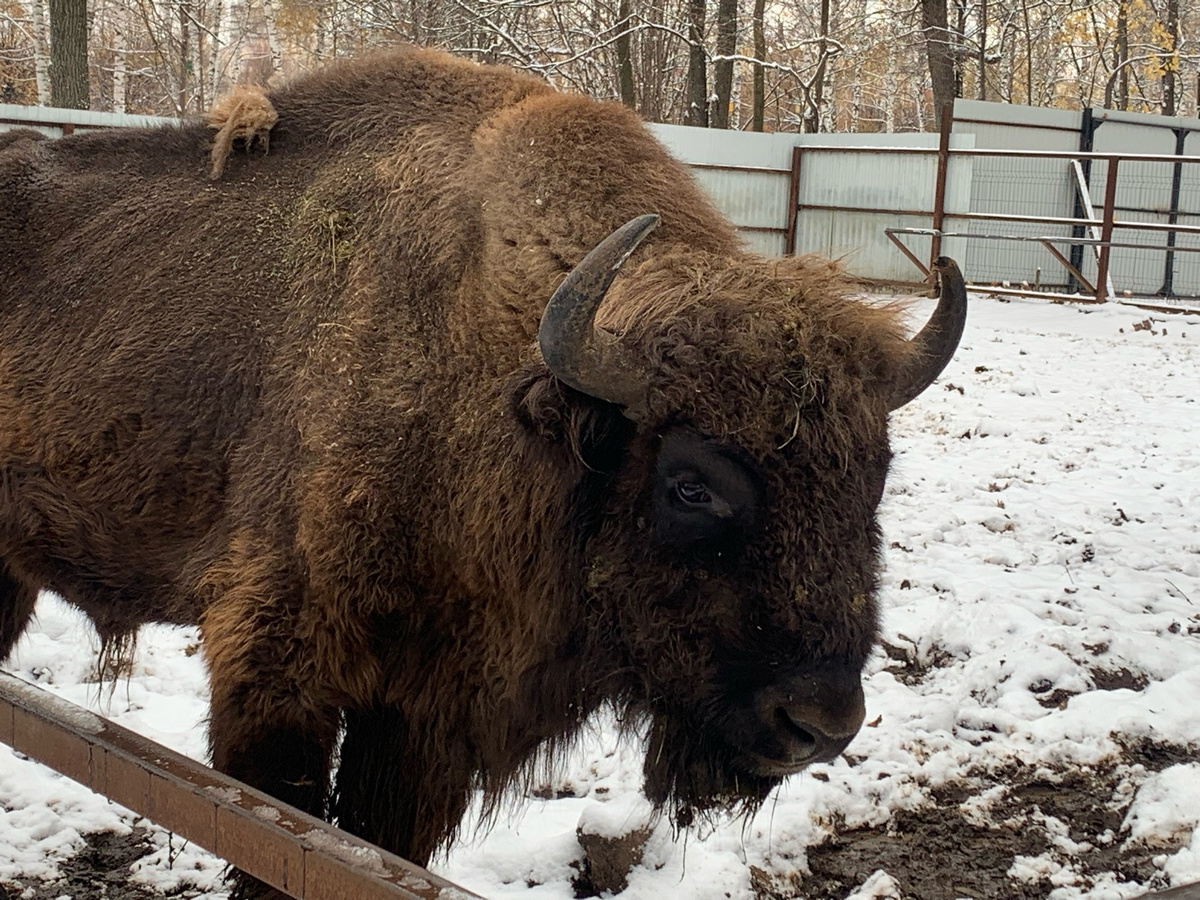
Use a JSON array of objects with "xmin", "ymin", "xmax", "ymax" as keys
[
  {"xmin": 1039, "ymin": 239, "xmax": 1095, "ymax": 293},
  {"xmin": 886, "ymin": 230, "xmax": 931, "ymax": 278}
]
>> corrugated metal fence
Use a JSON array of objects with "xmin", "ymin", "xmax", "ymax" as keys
[
  {"xmin": 952, "ymin": 100, "xmax": 1200, "ymax": 299},
  {"xmin": 649, "ymin": 124, "xmax": 975, "ymax": 279}
]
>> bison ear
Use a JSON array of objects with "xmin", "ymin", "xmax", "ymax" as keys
[{"xmin": 510, "ymin": 364, "xmax": 632, "ymax": 463}]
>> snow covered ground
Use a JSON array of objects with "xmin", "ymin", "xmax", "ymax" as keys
[{"xmin": 0, "ymin": 293, "xmax": 1197, "ymax": 900}]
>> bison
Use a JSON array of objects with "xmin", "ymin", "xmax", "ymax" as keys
[{"xmin": 0, "ymin": 46, "xmax": 966, "ymax": 889}]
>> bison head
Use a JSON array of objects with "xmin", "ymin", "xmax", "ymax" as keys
[{"xmin": 523, "ymin": 216, "xmax": 966, "ymax": 825}]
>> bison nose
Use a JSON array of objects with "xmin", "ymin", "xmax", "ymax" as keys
[{"xmin": 757, "ymin": 669, "xmax": 866, "ymax": 767}]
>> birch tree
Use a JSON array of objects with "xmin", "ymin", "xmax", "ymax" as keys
[{"xmin": 30, "ymin": 0, "xmax": 50, "ymax": 102}]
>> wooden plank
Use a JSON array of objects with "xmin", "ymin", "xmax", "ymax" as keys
[
  {"xmin": 1134, "ymin": 882, "xmax": 1200, "ymax": 899},
  {"xmin": 0, "ymin": 671, "xmax": 483, "ymax": 900}
]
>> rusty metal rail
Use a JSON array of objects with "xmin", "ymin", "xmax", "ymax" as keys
[{"xmin": 0, "ymin": 671, "xmax": 483, "ymax": 900}]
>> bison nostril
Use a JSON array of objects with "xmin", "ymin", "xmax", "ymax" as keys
[{"xmin": 774, "ymin": 707, "xmax": 818, "ymax": 756}]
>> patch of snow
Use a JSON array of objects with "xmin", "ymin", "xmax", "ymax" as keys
[{"xmin": 575, "ymin": 792, "xmax": 653, "ymax": 839}]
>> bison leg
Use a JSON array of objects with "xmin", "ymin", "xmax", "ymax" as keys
[
  {"xmin": 208, "ymin": 682, "xmax": 340, "ymax": 898},
  {"xmin": 333, "ymin": 705, "xmax": 472, "ymax": 866},
  {"xmin": 204, "ymin": 599, "xmax": 343, "ymax": 894},
  {"xmin": 0, "ymin": 563, "xmax": 38, "ymax": 661},
  {"xmin": 205, "ymin": 636, "xmax": 341, "ymax": 816},
  {"xmin": 209, "ymin": 713, "xmax": 336, "ymax": 815}
]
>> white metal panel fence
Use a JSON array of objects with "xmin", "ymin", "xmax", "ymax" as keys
[
  {"xmin": 0, "ymin": 103, "xmax": 176, "ymax": 138},
  {"xmin": 652, "ymin": 124, "xmax": 974, "ymax": 281},
  {"xmin": 953, "ymin": 99, "xmax": 1200, "ymax": 300}
]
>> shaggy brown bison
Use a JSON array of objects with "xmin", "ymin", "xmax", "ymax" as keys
[{"xmin": 0, "ymin": 46, "xmax": 966, "ymax": 884}]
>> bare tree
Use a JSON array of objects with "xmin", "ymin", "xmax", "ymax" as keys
[
  {"xmin": 49, "ymin": 0, "xmax": 88, "ymax": 107},
  {"xmin": 751, "ymin": 0, "xmax": 765, "ymax": 129},
  {"xmin": 803, "ymin": 0, "xmax": 830, "ymax": 131},
  {"xmin": 921, "ymin": 0, "xmax": 956, "ymax": 128},
  {"xmin": 30, "ymin": 0, "xmax": 51, "ymax": 102},
  {"xmin": 710, "ymin": 0, "xmax": 736, "ymax": 126},
  {"xmin": 1162, "ymin": 0, "xmax": 1179, "ymax": 114},
  {"xmin": 685, "ymin": 0, "xmax": 707, "ymax": 125},
  {"xmin": 616, "ymin": 0, "xmax": 635, "ymax": 106}
]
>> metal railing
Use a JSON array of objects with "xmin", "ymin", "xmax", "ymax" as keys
[
  {"xmin": 0, "ymin": 671, "xmax": 482, "ymax": 900},
  {"xmin": 788, "ymin": 106, "xmax": 1200, "ymax": 305}
]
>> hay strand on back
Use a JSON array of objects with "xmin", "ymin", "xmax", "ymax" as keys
[{"xmin": 207, "ymin": 86, "xmax": 278, "ymax": 180}]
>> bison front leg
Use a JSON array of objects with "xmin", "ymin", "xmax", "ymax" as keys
[
  {"xmin": 208, "ymin": 700, "xmax": 338, "ymax": 817},
  {"xmin": 206, "ymin": 664, "xmax": 341, "ymax": 899},
  {"xmin": 202, "ymin": 595, "xmax": 343, "ymax": 896},
  {"xmin": 332, "ymin": 705, "xmax": 473, "ymax": 866}
]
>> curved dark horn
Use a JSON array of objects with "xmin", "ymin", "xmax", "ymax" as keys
[
  {"xmin": 889, "ymin": 256, "xmax": 969, "ymax": 411},
  {"xmin": 538, "ymin": 214, "xmax": 661, "ymax": 408}
]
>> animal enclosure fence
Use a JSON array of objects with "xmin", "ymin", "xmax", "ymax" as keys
[
  {"xmin": 0, "ymin": 102, "xmax": 175, "ymax": 137},
  {"xmin": 654, "ymin": 102, "xmax": 1200, "ymax": 308}
]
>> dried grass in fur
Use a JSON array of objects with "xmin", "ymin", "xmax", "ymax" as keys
[{"xmin": 207, "ymin": 87, "xmax": 278, "ymax": 180}]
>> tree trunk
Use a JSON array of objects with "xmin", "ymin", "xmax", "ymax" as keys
[
  {"xmin": 1021, "ymin": 0, "xmax": 1032, "ymax": 104},
  {"xmin": 1116, "ymin": 0, "xmax": 1128, "ymax": 110},
  {"xmin": 915, "ymin": 71, "xmax": 928, "ymax": 130},
  {"xmin": 711, "ymin": 0, "xmax": 737, "ymax": 128},
  {"xmin": 751, "ymin": 0, "xmax": 765, "ymax": 131},
  {"xmin": 1001, "ymin": 23, "xmax": 1014, "ymax": 101},
  {"xmin": 616, "ymin": 0, "xmax": 636, "ymax": 108},
  {"xmin": 884, "ymin": 45, "xmax": 896, "ymax": 131},
  {"xmin": 684, "ymin": 0, "xmax": 707, "ymax": 126},
  {"xmin": 803, "ymin": 0, "xmax": 829, "ymax": 132},
  {"xmin": 48, "ymin": 0, "xmax": 88, "ymax": 109},
  {"xmin": 977, "ymin": 0, "xmax": 986, "ymax": 100},
  {"xmin": 111, "ymin": 2, "xmax": 127, "ymax": 112},
  {"xmin": 921, "ymin": 0, "xmax": 956, "ymax": 130},
  {"xmin": 178, "ymin": 2, "xmax": 190, "ymax": 114},
  {"xmin": 191, "ymin": 0, "xmax": 205, "ymax": 111},
  {"xmin": 953, "ymin": 0, "xmax": 965, "ymax": 97},
  {"xmin": 209, "ymin": 0, "xmax": 225, "ymax": 101},
  {"xmin": 31, "ymin": 0, "xmax": 51, "ymax": 104},
  {"xmin": 1162, "ymin": 0, "xmax": 1178, "ymax": 115},
  {"xmin": 263, "ymin": 0, "xmax": 283, "ymax": 77}
]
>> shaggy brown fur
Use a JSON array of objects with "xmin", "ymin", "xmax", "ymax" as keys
[{"xmin": 0, "ymin": 46, "xmax": 937, "ymax": 887}]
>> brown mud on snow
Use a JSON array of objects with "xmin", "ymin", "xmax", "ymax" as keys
[
  {"xmin": 2, "ymin": 738, "xmax": 1196, "ymax": 900},
  {"xmin": 0, "ymin": 827, "xmax": 174, "ymax": 900},
  {"xmin": 752, "ymin": 740, "xmax": 1196, "ymax": 900}
]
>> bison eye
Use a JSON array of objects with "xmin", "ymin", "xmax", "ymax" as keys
[
  {"xmin": 674, "ymin": 479, "xmax": 712, "ymax": 505},
  {"xmin": 652, "ymin": 427, "xmax": 763, "ymax": 550}
]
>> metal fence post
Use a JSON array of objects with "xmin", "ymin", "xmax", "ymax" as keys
[
  {"xmin": 1095, "ymin": 156, "xmax": 1120, "ymax": 303},
  {"xmin": 930, "ymin": 103, "xmax": 953, "ymax": 283},
  {"xmin": 1069, "ymin": 108, "xmax": 1097, "ymax": 293},
  {"xmin": 785, "ymin": 146, "xmax": 803, "ymax": 256},
  {"xmin": 1160, "ymin": 126, "xmax": 1186, "ymax": 297}
]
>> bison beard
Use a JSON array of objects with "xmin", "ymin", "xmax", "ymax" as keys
[{"xmin": 0, "ymin": 45, "xmax": 967, "ymax": 889}]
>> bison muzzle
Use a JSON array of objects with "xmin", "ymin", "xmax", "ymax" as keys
[{"xmin": 0, "ymin": 46, "xmax": 966, "ymax": 885}]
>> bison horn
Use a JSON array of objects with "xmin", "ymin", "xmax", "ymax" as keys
[
  {"xmin": 889, "ymin": 256, "xmax": 968, "ymax": 411},
  {"xmin": 538, "ymin": 214, "xmax": 661, "ymax": 409}
]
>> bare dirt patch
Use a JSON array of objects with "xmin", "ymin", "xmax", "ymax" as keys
[
  {"xmin": 0, "ymin": 827, "xmax": 166, "ymax": 900},
  {"xmin": 753, "ymin": 750, "xmax": 1194, "ymax": 900}
]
